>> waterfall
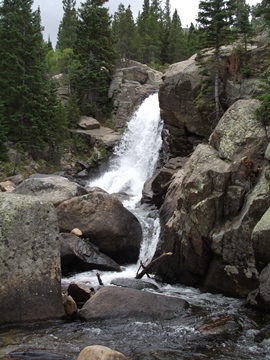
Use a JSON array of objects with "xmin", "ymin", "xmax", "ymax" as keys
[
  {"xmin": 89, "ymin": 93, "xmax": 163, "ymax": 207},
  {"xmin": 88, "ymin": 93, "xmax": 163, "ymax": 266}
]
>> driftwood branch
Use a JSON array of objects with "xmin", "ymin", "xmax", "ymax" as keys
[
  {"xmin": 135, "ymin": 252, "xmax": 173, "ymax": 279},
  {"xmin": 96, "ymin": 272, "xmax": 104, "ymax": 286}
]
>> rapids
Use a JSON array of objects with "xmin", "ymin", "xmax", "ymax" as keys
[{"xmin": 1, "ymin": 93, "xmax": 270, "ymax": 360}]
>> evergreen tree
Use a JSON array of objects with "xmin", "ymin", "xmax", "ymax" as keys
[
  {"xmin": 197, "ymin": 0, "xmax": 237, "ymax": 124},
  {"xmin": 0, "ymin": 1, "xmax": 67, "ymax": 154},
  {"xmin": 236, "ymin": 0, "xmax": 254, "ymax": 51},
  {"xmin": 252, "ymin": 0, "xmax": 270, "ymax": 28},
  {"xmin": 187, "ymin": 23, "xmax": 200, "ymax": 57},
  {"xmin": 160, "ymin": 0, "xmax": 171, "ymax": 65},
  {"xmin": 112, "ymin": 4, "xmax": 137, "ymax": 65},
  {"xmin": 137, "ymin": 0, "xmax": 162, "ymax": 64},
  {"xmin": 255, "ymin": 66, "xmax": 270, "ymax": 138},
  {"xmin": 72, "ymin": 0, "xmax": 117, "ymax": 118},
  {"xmin": 56, "ymin": 0, "xmax": 77, "ymax": 51},
  {"xmin": 168, "ymin": 9, "xmax": 188, "ymax": 63}
]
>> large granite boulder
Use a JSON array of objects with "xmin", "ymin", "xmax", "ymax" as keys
[
  {"xmin": 79, "ymin": 286, "xmax": 189, "ymax": 321},
  {"xmin": 155, "ymin": 94, "xmax": 269, "ymax": 297},
  {"xmin": 159, "ymin": 46, "xmax": 269, "ymax": 158},
  {"xmin": 60, "ymin": 233, "xmax": 121, "ymax": 274},
  {"xmin": 109, "ymin": 61, "xmax": 162, "ymax": 128},
  {"xmin": 56, "ymin": 189, "xmax": 143, "ymax": 264},
  {"xmin": 252, "ymin": 207, "xmax": 270, "ymax": 272},
  {"xmin": 13, "ymin": 175, "xmax": 87, "ymax": 206},
  {"xmin": 0, "ymin": 193, "xmax": 64, "ymax": 324}
]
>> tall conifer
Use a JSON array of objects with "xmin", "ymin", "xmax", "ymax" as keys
[
  {"xmin": 0, "ymin": 0, "xmax": 67, "ymax": 154},
  {"xmin": 56, "ymin": 0, "xmax": 77, "ymax": 51},
  {"xmin": 72, "ymin": 0, "xmax": 117, "ymax": 118},
  {"xmin": 197, "ymin": 0, "xmax": 237, "ymax": 124}
]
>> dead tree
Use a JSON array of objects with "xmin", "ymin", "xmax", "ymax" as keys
[{"xmin": 135, "ymin": 252, "xmax": 173, "ymax": 279}]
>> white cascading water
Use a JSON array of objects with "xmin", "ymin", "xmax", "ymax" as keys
[
  {"xmin": 63, "ymin": 93, "xmax": 163, "ymax": 286},
  {"xmin": 90, "ymin": 93, "xmax": 163, "ymax": 208}
]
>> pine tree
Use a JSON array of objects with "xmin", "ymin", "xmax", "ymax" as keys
[
  {"xmin": 160, "ymin": 0, "xmax": 171, "ymax": 65},
  {"xmin": 56, "ymin": 0, "xmax": 77, "ymax": 51},
  {"xmin": 72, "ymin": 0, "xmax": 117, "ymax": 119},
  {"xmin": 197, "ymin": 0, "xmax": 237, "ymax": 125},
  {"xmin": 112, "ymin": 4, "xmax": 137, "ymax": 65},
  {"xmin": 0, "ymin": 1, "xmax": 67, "ymax": 155},
  {"xmin": 236, "ymin": 0, "xmax": 254, "ymax": 51},
  {"xmin": 168, "ymin": 9, "xmax": 188, "ymax": 64},
  {"xmin": 255, "ymin": 66, "xmax": 270, "ymax": 139}
]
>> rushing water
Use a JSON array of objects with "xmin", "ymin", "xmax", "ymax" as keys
[{"xmin": 1, "ymin": 94, "xmax": 270, "ymax": 360}]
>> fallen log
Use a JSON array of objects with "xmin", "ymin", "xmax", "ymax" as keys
[{"xmin": 135, "ymin": 252, "xmax": 173, "ymax": 279}]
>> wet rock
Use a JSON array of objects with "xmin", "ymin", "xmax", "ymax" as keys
[
  {"xmin": 60, "ymin": 233, "xmax": 121, "ymax": 273},
  {"xmin": 253, "ymin": 263, "xmax": 270, "ymax": 313},
  {"xmin": 110, "ymin": 278, "xmax": 159, "ymax": 291},
  {"xmin": 13, "ymin": 175, "xmax": 87, "ymax": 206},
  {"xmin": 57, "ymin": 190, "xmax": 143, "ymax": 264},
  {"xmin": 252, "ymin": 207, "xmax": 270, "ymax": 272},
  {"xmin": 254, "ymin": 324, "xmax": 270, "ymax": 342},
  {"xmin": 77, "ymin": 345, "xmax": 127, "ymax": 360},
  {"xmin": 62, "ymin": 294, "xmax": 78, "ymax": 319},
  {"xmin": 196, "ymin": 315, "xmax": 242, "ymax": 338},
  {"xmin": 0, "ymin": 194, "xmax": 64, "ymax": 324},
  {"xmin": 79, "ymin": 286, "xmax": 189, "ymax": 321},
  {"xmin": 67, "ymin": 282, "xmax": 91, "ymax": 304}
]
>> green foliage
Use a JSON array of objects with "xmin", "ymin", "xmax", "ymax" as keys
[
  {"xmin": 196, "ymin": 0, "xmax": 238, "ymax": 124},
  {"xmin": 255, "ymin": 66, "xmax": 270, "ymax": 138},
  {"xmin": 236, "ymin": 1, "xmax": 254, "ymax": 51},
  {"xmin": 0, "ymin": 0, "xmax": 69, "ymax": 156},
  {"xmin": 56, "ymin": 0, "xmax": 77, "ymax": 51},
  {"xmin": 167, "ymin": 9, "xmax": 188, "ymax": 63},
  {"xmin": 71, "ymin": 0, "xmax": 117, "ymax": 119}
]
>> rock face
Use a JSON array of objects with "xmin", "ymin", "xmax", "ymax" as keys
[
  {"xmin": 79, "ymin": 286, "xmax": 189, "ymax": 321},
  {"xmin": 13, "ymin": 175, "xmax": 87, "ymax": 206},
  {"xmin": 57, "ymin": 189, "xmax": 143, "ymax": 264},
  {"xmin": 109, "ymin": 61, "xmax": 162, "ymax": 128},
  {"xmin": 155, "ymin": 95, "xmax": 269, "ymax": 297},
  {"xmin": 0, "ymin": 193, "xmax": 64, "ymax": 324},
  {"xmin": 159, "ymin": 47, "xmax": 269, "ymax": 158}
]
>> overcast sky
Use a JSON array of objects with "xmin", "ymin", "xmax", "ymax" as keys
[{"xmin": 32, "ymin": 0, "xmax": 259, "ymax": 47}]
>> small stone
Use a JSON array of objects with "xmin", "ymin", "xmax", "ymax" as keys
[{"xmin": 71, "ymin": 228, "xmax": 82, "ymax": 237}]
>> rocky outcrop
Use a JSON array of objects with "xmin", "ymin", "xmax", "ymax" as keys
[
  {"xmin": 79, "ymin": 286, "xmax": 189, "ymax": 321},
  {"xmin": 60, "ymin": 233, "xmax": 121, "ymax": 273},
  {"xmin": 155, "ymin": 96, "xmax": 269, "ymax": 297},
  {"xmin": 77, "ymin": 345, "xmax": 127, "ymax": 360},
  {"xmin": 0, "ymin": 193, "xmax": 64, "ymax": 324},
  {"xmin": 159, "ymin": 46, "xmax": 269, "ymax": 158},
  {"xmin": 109, "ymin": 61, "xmax": 162, "ymax": 128},
  {"xmin": 56, "ymin": 189, "xmax": 143, "ymax": 264},
  {"xmin": 13, "ymin": 175, "xmax": 87, "ymax": 206}
]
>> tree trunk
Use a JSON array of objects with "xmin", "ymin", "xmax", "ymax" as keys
[{"xmin": 135, "ymin": 252, "xmax": 173, "ymax": 279}]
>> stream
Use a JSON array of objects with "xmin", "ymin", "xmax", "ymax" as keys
[{"xmin": 1, "ymin": 94, "xmax": 270, "ymax": 360}]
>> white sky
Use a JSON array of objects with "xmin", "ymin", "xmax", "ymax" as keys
[{"xmin": 32, "ymin": 0, "xmax": 260, "ymax": 47}]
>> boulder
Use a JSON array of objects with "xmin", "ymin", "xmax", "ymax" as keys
[
  {"xmin": 252, "ymin": 207, "xmax": 270, "ymax": 272},
  {"xmin": 0, "ymin": 193, "xmax": 64, "ymax": 324},
  {"xmin": 77, "ymin": 115, "xmax": 100, "ymax": 130},
  {"xmin": 62, "ymin": 294, "xmax": 78, "ymax": 319},
  {"xmin": 209, "ymin": 99, "xmax": 263, "ymax": 160},
  {"xmin": 77, "ymin": 345, "xmax": 127, "ymax": 360},
  {"xmin": 195, "ymin": 315, "xmax": 242, "ymax": 338},
  {"xmin": 13, "ymin": 175, "xmax": 87, "ymax": 206},
  {"xmin": 0, "ymin": 180, "xmax": 15, "ymax": 192},
  {"xmin": 60, "ymin": 233, "xmax": 121, "ymax": 273},
  {"xmin": 67, "ymin": 282, "xmax": 91, "ymax": 304},
  {"xmin": 79, "ymin": 286, "xmax": 189, "ymax": 321},
  {"xmin": 76, "ymin": 127, "xmax": 121, "ymax": 150},
  {"xmin": 57, "ymin": 190, "xmax": 143, "ymax": 264},
  {"xmin": 247, "ymin": 263, "xmax": 270, "ymax": 313},
  {"xmin": 109, "ymin": 61, "xmax": 162, "ymax": 129}
]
